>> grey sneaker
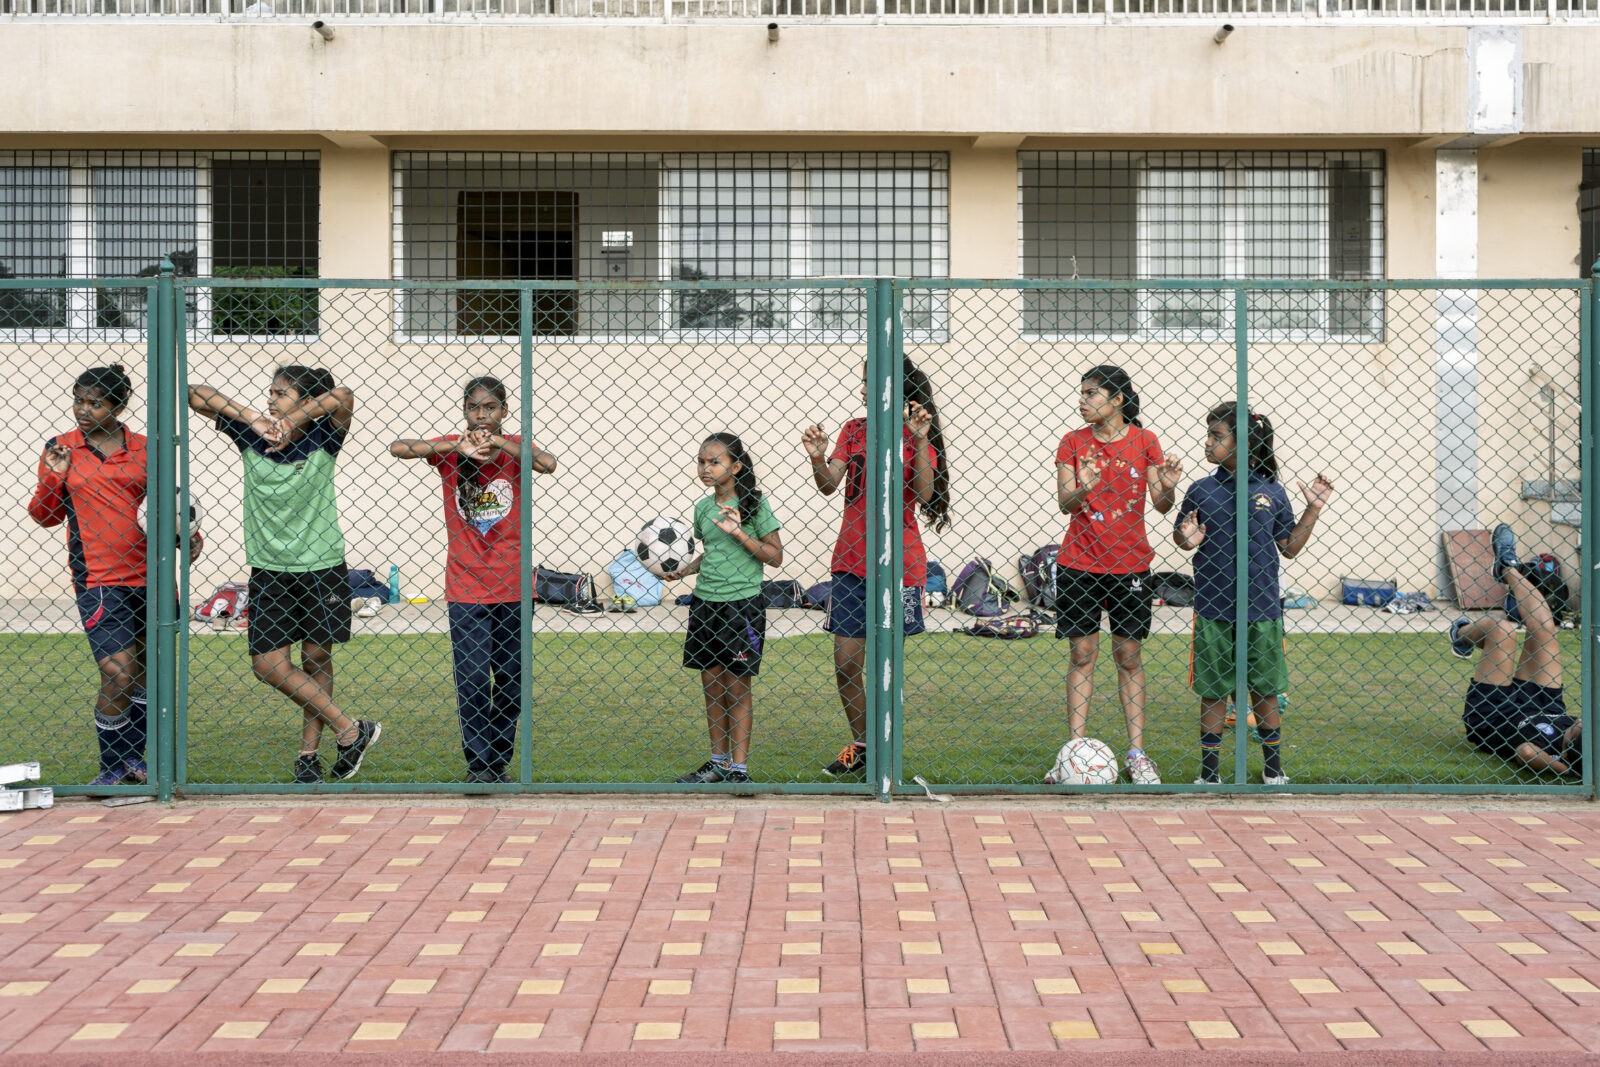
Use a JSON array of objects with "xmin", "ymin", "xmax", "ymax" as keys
[
  {"xmin": 1263, "ymin": 774, "xmax": 1291, "ymax": 786},
  {"xmin": 1449, "ymin": 617, "xmax": 1474, "ymax": 659},
  {"xmin": 1126, "ymin": 752, "xmax": 1162, "ymax": 785},
  {"xmin": 1491, "ymin": 523, "xmax": 1519, "ymax": 581},
  {"xmin": 675, "ymin": 761, "xmax": 731, "ymax": 784}
]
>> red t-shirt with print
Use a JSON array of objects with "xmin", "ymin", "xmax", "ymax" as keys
[
  {"xmin": 1055, "ymin": 424, "xmax": 1164, "ymax": 574},
  {"xmin": 829, "ymin": 418, "xmax": 937, "ymax": 588},
  {"xmin": 428, "ymin": 436, "xmax": 527, "ymax": 604}
]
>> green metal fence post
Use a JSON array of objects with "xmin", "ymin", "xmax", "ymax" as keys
[
  {"xmin": 1232, "ymin": 284, "xmax": 1250, "ymax": 787},
  {"xmin": 1585, "ymin": 263, "xmax": 1598, "ymax": 799},
  {"xmin": 151, "ymin": 262, "xmax": 179, "ymax": 802},
  {"xmin": 865, "ymin": 278, "xmax": 900, "ymax": 803},
  {"xmin": 173, "ymin": 280, "xmax": 192, "ymax": 795},
  {"xmin": 886, "ymin": 280, "xmax": 907, "ymax": 795},
  {"xmin": 519, "ymin": 286, "xmax": 535, "ymax": 789}
]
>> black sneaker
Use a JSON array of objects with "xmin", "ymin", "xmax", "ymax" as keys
[
  {"xmin": 1491, "ymin": 523, "xmax": 1519, "ymax": 581},
  {"xmin": 675, "ymin": 761, "xmax": 731, "ymax": 784},
  {"xmin": 465, "ymin": 768, "xmax": 501, "ymax": 785},
  {"xmin": 330, "ymin": 720, "xmax": 381, "ymax": 780},
  {"xmin": 294, "ymin": 753, "xmax": 323, "ymax": 784},
  {"xmin": 724, "ymin": 769, "xmax": 751, "ymax": 784},
  {"xmin": 822, "ymin": 743, "xmax": 867, "ymax": 777}
]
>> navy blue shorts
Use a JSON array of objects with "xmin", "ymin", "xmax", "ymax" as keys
[
  {"xmin": 1463, "ymin": 679, "xmax": 1567, "ymax": 758},
  {"xmin": 684, "ymin": 595, "xmax": 766, "ymax": 676},
  {"xmin": 76, "ymin": 585, "xmax": 147, "ymax": 661},
  {"xmin": 247, "ymin": 565, "xmax": 351, "ymax": 657},
  {"xmin": 823, "ymin": 572, "xmax": 926, "ymax": 640}
]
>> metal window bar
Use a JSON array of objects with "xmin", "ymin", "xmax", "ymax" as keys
[
  {"xmin": 1019, "ymin": 149, "xmax": 1385, "ymax": 342},
  {"xmin": 0, "ymin": 150, "xmax": 320, "ymax": 339},
  {"xmin": 391, "ymin": 151, "xmax": 948, "ymax": 341}
]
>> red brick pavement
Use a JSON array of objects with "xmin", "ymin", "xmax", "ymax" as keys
[{"xmin": 3, "ymin": 799, "xmax": 1600, "ymax": 1057}]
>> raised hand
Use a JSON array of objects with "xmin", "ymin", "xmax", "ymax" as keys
[
  {"xmin": 907, "ymin": 401, "xmax": 933, "ymax": 442},
  {"xmin": 1152, "ymin": 456, "xmax": 1185, "ymax": 493},
  {"xmin": 260, "ymin": 418, "xmax": 289, "ymax": 454},
  {"xmin": 1078, "ymin": 446, "xmax": 1104, "ymax": 494},
  {"xmin": 1179, "ymin": 511, "xmax": 1206, "ymax": 548},
  {"xmin": 714, "ymin": 503, "xmax": 744, "ymax": 535},
  {"xmin": 1300, "ymin": 474, "xmax": 1335, "ymax": 509},
  {"xmin": 459, "ymin": 431, "xmax": 494, "ymax": 461},
  {"xmin": 801, "ymin": 424, "xmax": 830, "ymax": 460},
  {"xmin": 43, "ymin": 443, "xmax": 71, "ymax": 475}
]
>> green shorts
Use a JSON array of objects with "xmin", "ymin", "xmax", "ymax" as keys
[{"xmin": 1190, "ymin": 615, "xmax": 1288, "ymax": 700}]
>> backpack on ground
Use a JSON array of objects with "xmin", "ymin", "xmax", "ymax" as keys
[
  {"xmin": 193, "ymin": 581, "xmax": 248, "ymax": 621},
  {"xmin": 803, "ymin": 580, "xmax": 832, "ymax": 611},
  {"xmin": 957, "ymin": 611, "xmax": 1040, "ymax": 639},
  {"xmin": 1150, "ymin": 570, "xmax": 1196, "ymax": 607},
  {"xmin": 761, "ymin": 579, "xmax": 805, "ymax": 608},
  {"xmin": 608, "ymin": 550, "xmax": 663, "ymax": 608},
  {"xmin": 950, "ymin": 558, "xmax": 1021, "ymax": 617},
  {"xmin": 1019, "ymin": 544, "xmax": 1062, "ymax": 609}
]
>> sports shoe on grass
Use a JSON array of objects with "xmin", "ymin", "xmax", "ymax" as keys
[
  {"xmin": 1449, "ymin": 617, "xmax": 1474, "ymax": 659},
  {"xmin": 294, "ymin": 754, "xmax": 323, "ymax": 784},
  {"xmin": 823, "ymin": 743, "xmax": 867, "ymax": 777},
  {"xmin": 724, "ymin": 769, "xmax": 752, "ymax": 785},
  {"xmin": 1192, "ymin": 776, "xmax": 1222, "ymax": 786},
  {"xmin": 465, "ymin": 768, "xmax": 503, "ymax": 785},
  {"xmin": 1491, "ymin": 523, "xmax": 1519, "ymax": 581},
  {"xmin": 1126, "ymin": 753, "xmax": 1161, "ymax": 785},
  {"xmin": 1262, "ymin": 774, "xmax": 1291, "ymax": 786},
  {"xmin": 121, "ymin": 757, "xmax": 148, "ymax": 785},
  {"xmin": 330, "ymin": 720, "xmax": 381, "ymax": 780},
  {"xmin": 675, "ymin": 761, "xmax": 730, "ymax": 784}
]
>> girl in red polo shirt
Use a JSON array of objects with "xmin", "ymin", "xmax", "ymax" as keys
[
  {"xmin": 801, "ymin": 358, "xmax": 951, "ymax": 778},
  {"xmin": 29, "ymin": 364, "xmax": 202, "ymax": 789},
  {"xmin": 1050, "ymin": 365, "xmax": 1182, "ymax": 786},
  {"xmin": 390, "ymin": 376, "xmax": 558, "ymax": 785}
]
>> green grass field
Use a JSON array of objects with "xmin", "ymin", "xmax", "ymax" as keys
[{"xmin": 1, "ymin": 631, "xmax": 1581, "ymax": 790}]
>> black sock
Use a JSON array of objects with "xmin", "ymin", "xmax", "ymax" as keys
[
  {"xmin": 1200, "ymin": 732, "xmax": 1222, "ymax": 781},
  {"xmin": 1260, "ymin": 729, "xmax": 1282, "ymax": 779}
]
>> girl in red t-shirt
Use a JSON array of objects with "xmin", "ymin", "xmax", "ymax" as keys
[
  {"xmin": 801, "ymin": 358, "xmax": 951, "ymax": 778},
  {"xmin": 391, "ymin": 376, "xmax": 558, "ymax": 786},
  {"xmin": 1050, "ymin": 365, "xmax": 1183, "ymax": 786}
]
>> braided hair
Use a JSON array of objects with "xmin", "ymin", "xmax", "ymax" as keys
[{"xmin": 458, "ymin": 376, "xmax": 508, "ymax": 518}]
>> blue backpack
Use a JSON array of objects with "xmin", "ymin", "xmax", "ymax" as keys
[
  {"xmin": 950, "ymin": 558, "xmax": 1020, "ymax": 617},
  {"xmin": 608, "ymin": 550, "xmax": 663, "ymax": 607}
]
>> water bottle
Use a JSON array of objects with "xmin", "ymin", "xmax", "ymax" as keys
[{"xmin": 388, "ymin": 565, "xmax": 402, "ymax": 603}]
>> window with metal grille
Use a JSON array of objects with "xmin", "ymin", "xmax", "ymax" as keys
[
  {"xmin": 1582, "ymin": 149, "xmax": 1600, "ymax": 280},
  {"xmin": 0, "ymin": 151, "xmax": 319, "ymax": 336},
  {"xmin": 392, "ymin": 151, "xmax": 948, "ymax": 339},
  {"xmin": 1019, "ymin": 150, "xmax": 1385, "ymax": 341}
]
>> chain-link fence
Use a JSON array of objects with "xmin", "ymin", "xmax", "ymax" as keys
[{"xmin": 3, "ymin": 273, "xmax": 1593, "ymax": 797}]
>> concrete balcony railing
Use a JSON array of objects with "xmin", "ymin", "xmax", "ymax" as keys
[{"xmin": 1, "ymin": 0, "xmax": 1594, "ymax": 19}]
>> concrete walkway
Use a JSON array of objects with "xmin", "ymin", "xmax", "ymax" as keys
[{"xmin": 2, "ymin": 797, "xmax": 1599, "ymax": 1058}]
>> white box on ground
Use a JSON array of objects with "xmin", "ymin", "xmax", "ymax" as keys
[{"xmin": 0, "ymin": 762, "xmax": 41, "ymax": 786}]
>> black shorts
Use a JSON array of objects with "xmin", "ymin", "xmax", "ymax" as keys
[
  {"xmin": 1463, "ymin": 679, "xmax": 1567, "ymax": 758},
  {"xmin": 683, "ymin": 595, "xmax": 766, "ymax": 676},
  {"xmin": 1055, "ymin": 568, "xmax": 1152, "ymax": 640},
  {"xmin": 247, "ymin": 565, "xmax": 351, "ymax": 657}
]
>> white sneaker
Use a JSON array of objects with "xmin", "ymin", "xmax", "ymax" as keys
[
  {"xmin": 1263, "ymin": 774, "xmax": 1291, "ymax": 786},
  {"xmin": 1193, "ymin": 776, "xmax": 1222, "ymax": 786},
  {"xmin": 1127, "ymin": 753, "xmax": 1162, "ymax": 785}
]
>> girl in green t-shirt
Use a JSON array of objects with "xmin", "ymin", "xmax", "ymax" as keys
[{"xmin": 664, "ymin": 433, "xmax": 783, "ymax": 785}]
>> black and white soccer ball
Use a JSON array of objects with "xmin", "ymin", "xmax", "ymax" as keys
[
  {"xmin": 636, "ymin": 516, "xmax": 699, "ymax": 578},
  {"xmin": 137, "ymin": 494, "xmax": 203, "ymax": 538}
]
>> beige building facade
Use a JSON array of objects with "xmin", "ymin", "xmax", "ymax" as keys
[{"xmin": 1, "ymin": 17, "xmax": 1597, "ymax": 603}]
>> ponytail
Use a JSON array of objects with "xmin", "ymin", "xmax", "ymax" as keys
[
  {"xmin": 704, "ymin": 432, "xmax": 764, "ymax": 528},
  {"xmin": 273, "ymin": 364, "xmax": 334, "ymax": 399},
  {"xmin": 1206, "ymin": 401, "xmax": 1280, "ymax": 482},
  {"xmin": 1082, "ymin": 364, "xmax": 1142, "ymax": 428},
  {"xmin": 904, "ymin": 358, "xmax": 952, "ymax": 532}
]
